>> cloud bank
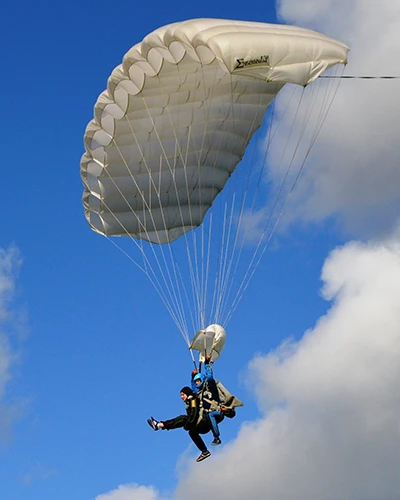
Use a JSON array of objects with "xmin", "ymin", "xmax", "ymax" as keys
[
  {"xmin": 96, "ymin": 484, "xmax": 166, "ymax": 500},
  {"xmin": 174, "ymin": 236, "xmax": 400, "ymax": 500},
  {"xmin": 272, "ymin": 0, "xmax": 400, "ymax": 239},
  {"xmin": 97, "ymin": 233, "xmax": 400, "ymax": 500}
]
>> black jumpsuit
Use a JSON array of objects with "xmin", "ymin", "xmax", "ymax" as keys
[{"xmin": 161, "ymin": 394, "xmax": 212, "ymax": 452}]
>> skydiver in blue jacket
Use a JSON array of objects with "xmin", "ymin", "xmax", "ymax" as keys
[{"xmin": 191, "ymin": 355, "xmax": 223, "ymax": 446}]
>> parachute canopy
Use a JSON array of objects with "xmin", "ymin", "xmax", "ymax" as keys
[
  {"xmin": 80, "ymin": 19, "xmax": 349, "ymax": 341},
  {"xmin": 81, "ymin": 18, "xmax": 349, "ymax": 244},
  {"xmin": 190, "ymin": 324, "xmax": 226, "ymax": 363}
]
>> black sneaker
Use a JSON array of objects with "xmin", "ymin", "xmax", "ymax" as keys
[
  {"xmin": 196, "ymin": 450, "xmax": 211, "ymax": 462},
  {"xmin": 147, "ymin": 416, "xmax": 159, "ymax": 431},
  {"xmin": 211, "ymin": 437, "xmax": 221, "ymax": 446}
]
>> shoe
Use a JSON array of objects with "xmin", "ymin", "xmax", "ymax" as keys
[
  {"xmin": 147, "ymin": 416, "xmax": 159, "ymax": 431},
  {"xmin": 211, "ymin": 437, "xmax": 221, "ymax": 446},
  {"xmin": 196, "ymin": 450, "xmax": 211, "ymax": 462}
]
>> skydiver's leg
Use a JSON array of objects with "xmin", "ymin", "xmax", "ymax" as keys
[
  {"xmin": 189, "ymin": 430, "xmax": 211, "ymax": 462},
  {"xmin": 188, "ymin": 429, "xmax": 208, "ymax": 453},
  {"xmin": 161, "ymin": 415, "xmax": 187, "ymax": 430},
  {"xmin": 206, "ymin": 411, "xmax": 221, "ymax": 437},
  {"xmin": 206, "ymin": 411, "xmax": 222, "ymax": 445},
  {"xmin": 195, "ymin": 418, "xmax": 212, "ymax": 434}
]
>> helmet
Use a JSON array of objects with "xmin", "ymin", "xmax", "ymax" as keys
[{"xmin": 193, "ymin": 373, "xmax": 205, "ymax": 386}]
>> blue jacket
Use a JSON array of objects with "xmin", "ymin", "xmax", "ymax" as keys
[{"xmin": 192, "ymin": 362, "xmax": 221, "ymax": 409}]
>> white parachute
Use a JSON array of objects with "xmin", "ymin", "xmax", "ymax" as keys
[{"xmin": 81, "ymin": 18, "xmax": 349, "ymax": 353}]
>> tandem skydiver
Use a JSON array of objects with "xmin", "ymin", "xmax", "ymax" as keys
[{"xmin": 147, "ymin": 385, "xmax": 216, "ymax": 462}]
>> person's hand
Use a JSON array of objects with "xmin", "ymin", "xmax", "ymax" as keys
[
  {"xmin": 205, "ymin": 355, "xmax": 212, "ymax": 364},
  {"xmin": 191, "ymin": 369, "xmax": 199, "ymax": 377}
]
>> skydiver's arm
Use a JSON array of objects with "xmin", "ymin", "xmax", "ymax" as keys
[
  {"xmin": 191, "ymin": 369, "xmax": 199, "ymax": 393},
  {"xmin": 204, "ymin": 361, "xmax": 214, "ymax": 381},
  {"xmin": 204, "ymin": 359, "xmax": 220, "ymax": 402}
]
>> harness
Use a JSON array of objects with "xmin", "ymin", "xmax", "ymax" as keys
[{"xmin": 196, "ymin": 378, "xmax": 243, "ymax": 424}]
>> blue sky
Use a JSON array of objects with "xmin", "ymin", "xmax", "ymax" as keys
[{"xmin": 2, "ymin": 1, "xmax": 400, "ymax": 499}]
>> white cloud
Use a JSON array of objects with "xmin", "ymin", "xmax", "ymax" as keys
[
  {"xmin": 269, "ymin": 0, "xmax": 400, "ymax": 239},
  {"xmin": 171, "ymin": 235, "xmax": 400, "ymax": 500},
  {"xmin": 95, "ymin": 484, "xmax": 166, "ymax": 500},
  {"xmin": 0, "ymin": 245, "xmax": 26, "ymax": 441},
  {"xmin": 94, "ymin": 232, "xmax": 400, "ymax": 500}
]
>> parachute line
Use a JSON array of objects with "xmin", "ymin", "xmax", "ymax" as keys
[
  {"xmin": 320, "ymin": 75, "xmax": 399, "ymax": 79},
  {"xmin": 224, "ymin": 66, "xmax": 345, "ymax": 324}
]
